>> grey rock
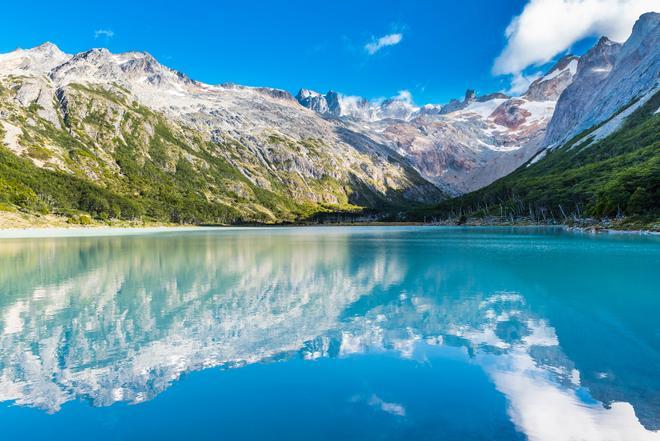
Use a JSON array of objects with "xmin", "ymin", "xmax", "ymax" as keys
[{"xmin": 545, "ymin": 12, "xmax": 659, "ymax": 147}]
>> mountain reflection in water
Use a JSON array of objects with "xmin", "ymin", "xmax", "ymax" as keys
[{"xmin": 0, "ymin": 227, "xmax": 658, "ymax": 441}]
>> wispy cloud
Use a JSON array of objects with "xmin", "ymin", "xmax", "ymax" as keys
[
  {"xmin": 364, "ymin": 33, "xmax": 403, "ymax": 55},
  {"xmin": 393, "ymin": 89, "xmax": 414, "ymax": 104},
  {"xmin": 349, "ymin": 393, "xmax": 406, "ymax": 417},
  {"xmin": 94, "ymin": 29, "xmax": 115, "ymax": 39},
  {"xmin": 493, "ymin": 0, "xmax": 659, "ymax": 76},
  {"xmin": 368, "ymin": 395, "xmax": 406, "ymax": 417}
]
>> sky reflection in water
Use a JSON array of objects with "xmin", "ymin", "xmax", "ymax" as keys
[{"xmin": 0, "ymin": 227, "xmax": 658, "ymax": 441}]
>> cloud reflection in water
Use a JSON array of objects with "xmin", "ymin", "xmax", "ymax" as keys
[{"xmin": 0, "ymin": 228, "xmax": 657, "ymax": 441}]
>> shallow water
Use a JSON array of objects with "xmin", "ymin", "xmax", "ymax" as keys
[{"xmin": 0, "ymin": 226, "xmax": 658, "ymax": 441}]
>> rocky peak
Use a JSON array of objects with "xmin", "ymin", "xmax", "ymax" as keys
[
  {"xmin": 296, "ymin": 88, "xmax": 321, "ymax": 100},
  {"xmin": 324, "ymin": 91, "xmax": 344, "ymax": 114},
  {"xmin": 622, "ymin": 12, "xmax": 659, "ymax": 52},
  {"xmin": 46, "ymin": 46, "xmax": 197, "ymax": 95},
  {"xmin": 581, "ymin": 37, "xmax": 621, "ymax": 74},
  {"xmin": 29, "ymin": 42, "xmax": 67, "ymax": 58},
  {"xmin": 49, "ymin": 48, "xmax": 123, "ymax": 84},
  {"xmin": 544, "ymin": 12, "xmax": 657, "ymax": 147},
  {"xmin": 296, "ymin": 88, "xmax": 340, "ymax": 116},
  {"xmin": 117, "ymin": 51, "xmax": 193, "ymax": 86},
  {"xmin": 524, "ymin": 55, "xmax": 579, "ymax": 101},
  {"xmin": 416, "ymin": 103, "xmax": 444, "ymax": 116},
  {"xmin": 75, "ymin": 48, "xmax": 112, "ymax": 62},
  {"xmin": 0, "ymin": 42, "xmax": 71, "ymax": 76},
  {"xmin": 377, "ymin": 95, "xmax": 418, "ymax": 121},
  {"xmin": 439, "ymin": 89, "xmax": 478, "ymax": 114},
  {"xmin": 296, "ymin": 89, "xmax": 405, "ymax": 120},
  {"xmin": 614, "ymin": 12, "xmax": 659, "ymax": 67}
]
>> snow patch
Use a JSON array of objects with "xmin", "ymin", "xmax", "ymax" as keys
[
  {"xmin": 528, "ymin": 148, "xmax": 547, "ymax": 165},
  {"xmin": 462, "ymin": 98, "xmax": 508, "ymax": 118},
  {"xmin": 584, "ymin": 88, "xmax": 659, "ymax": 147},
  {"xmin": 540, "ymin": 59, "xmax": 578, "ymax": 83}
]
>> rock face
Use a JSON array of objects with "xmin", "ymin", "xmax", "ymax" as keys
[
  {"xmin": 545, "ymin": 12, "xmax": 660, "ymax": 147},
  {"xmin": 295, "ymin": 89, "xmax": 344, "ymax": 115},
  {"xmin": 438, "ymin": 89, "xmax": 477, "ymax": 115},
  {"xmin": 525, "ymin": 56, "xmax": 579, "ymax": 101},
  {"xmin": 297, "ymin": 57, "xmax": 578, "ymax": 194},
  {"xmin": 490, "ymin": 99, "xmax": 532, "ymax": 129},
  {"xmin": 377, "ymin": 94, "xmax": 555, "ymax": 193},
  {"xmin": 543, "ymin": 39, "xmax": 622, "ymax": 146}
]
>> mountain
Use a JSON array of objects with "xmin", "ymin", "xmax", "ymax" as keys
[
  {"xmin": 297, "ymin": 56, "xmax": 578, "ymax": 194},
  {"xmin": 1, "ymin": 12, "xmax": 656, "ymax": 226},
  {"xmin": 524, "ymin": 56, "xmax": 579, "ymax": 102},
  {"xmin": 418, "ymin": 12, "xmax": 659, "ymax": 225},
  {"xmin": 295, "ymin": 89, "xmax": 344, "ymax": 115},
  {"xmin": 0, "ymin": 44, "xmax": 443, "ymax": 224},
  {"xmin": 546, "ymin": 12, "xmax": 659, "ymax": 148}
]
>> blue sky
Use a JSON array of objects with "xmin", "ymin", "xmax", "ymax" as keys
[{"xmin": 0, "ymin": 0, "xmax": 654, "ymax": 104}]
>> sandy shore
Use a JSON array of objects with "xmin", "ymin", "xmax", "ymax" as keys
[
  {"xmin": 0, "ymin": 211, "xmax": 209, "ymax": 238},
  {"xmin": 0, "ymin": 226, "xmax": 226, "ymax": 239},
  {"xmin": 0, "ymin": 211, "xmax": 74, "ymax": 229}
]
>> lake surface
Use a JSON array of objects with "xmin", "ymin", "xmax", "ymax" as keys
[{"xmin": 0, "ymin": 226, "xmax": 658, "ymax": 441}]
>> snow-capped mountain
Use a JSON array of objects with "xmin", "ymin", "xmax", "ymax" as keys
[
  {"xmin": 0, "ymin": 42, "xmax": 70, "ymax": 75},
  {"xmin": 0, "ymin": 37, "xmax": 575, "ymax": 210},
  {"xmin": 297, "ymin": 56, "xmax": 579, "ymax": 193},
  {"xmin": 524, "ymin": 56, "xmax": 579, "ymax": 102},
  {"xmin": 0, "ymin": 42, "xmax": 443, "ymax": 223},
  {"xmin": 0, "ymin": 11, "xmax": 656, "ymax": 223}
]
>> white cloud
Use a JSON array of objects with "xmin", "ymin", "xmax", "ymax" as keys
[
  {"xmin": 365, "ymin": 33, "xmax": 403, "ymax": 55},
  {"xmin": 506, "ymin": 72, "xmax": 542, "ymax": 95},
  {"xmin": 493, "ymin": 0, "xmax": 660, "ymax": 75},
  {"xmin": 368, "ymin": 394, "xmax": 406, "ymax": 417},
  {"xmin": 393, "ymin": 89, "xmax": 414, "ymax": 104},
  {"xmin": 94, "ymin": 29, "xmax": 115, "ymax": 39}
]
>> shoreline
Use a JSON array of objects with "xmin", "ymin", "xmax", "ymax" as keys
[
  {"xmin": 0, "ymin": 222, "xmax": 657, "ymax": 239},
  {"xmin": 1, "ymin": 210, "xmax": 657, "ymax": 237}
]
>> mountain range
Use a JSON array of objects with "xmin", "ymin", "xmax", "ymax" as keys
[
  {"xmin": 0, "ymin": 12, "xmax": 657, "ymax": 225},
  {"xmin": 296, "ymin": 55, "xmax": 578, "ymax": 194}
]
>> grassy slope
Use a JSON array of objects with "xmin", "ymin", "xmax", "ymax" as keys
[{"xmin": 412, "ymin": 91, "xmax": 660, "ymax": 224}]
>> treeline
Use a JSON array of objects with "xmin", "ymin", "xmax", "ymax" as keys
[
  {"xmin": 0, "ymin": 147, "xmax": 141, "ymax": 219},
  {"xmin": 412, "ymin": 91, "xmax": 660, "ymax": 222}
]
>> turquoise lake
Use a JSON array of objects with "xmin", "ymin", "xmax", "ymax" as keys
[{"xmin": 0, "ymin": 226, "xmax": 658, "ymax": 441}]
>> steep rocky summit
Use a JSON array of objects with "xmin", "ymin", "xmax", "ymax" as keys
[{"xmin": 545, "ymin": 12, "xmax": 659, "ymax": 147}]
